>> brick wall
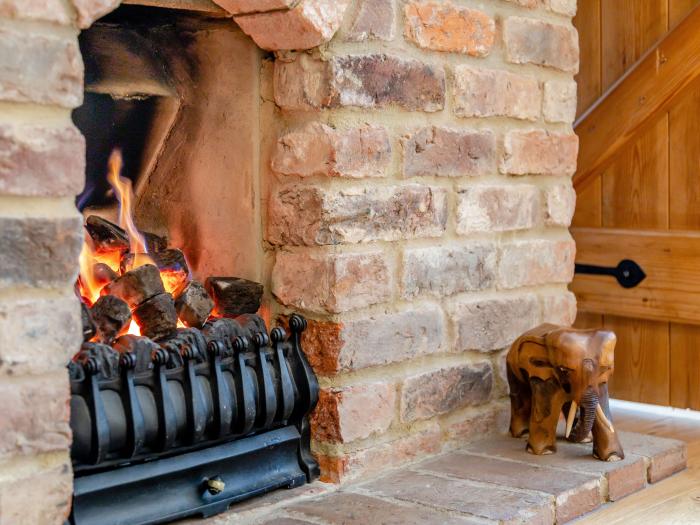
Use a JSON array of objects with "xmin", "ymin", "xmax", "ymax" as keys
[{"xmin": 265, "ymin": 0, "xmax": 579, "ymax": 482}]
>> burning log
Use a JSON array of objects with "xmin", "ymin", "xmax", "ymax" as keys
[
  {"xmin": 91, "ymin": 295, "xmax": 132, "ymax": 344},
  {"xmin": 122, "ymin": 248, "xmax": 190, "ymax": 294},
  {"xmin": 133, "ymin": 293, "xmax": 178, "ymax": 340},
  {"xmin": 174, "ymin": 281, "xmax": 213, "ymax": 328},
  {"xmin": 205, "ymin": 277, "xmax": 263, "ymax": 317},
  {"xmin": 104, "ymin": 264, "xmax": 165, "ymax": 309},
  {"xmin": 93, "ymin": 263, "xmax": 118, "ymax": 286}
]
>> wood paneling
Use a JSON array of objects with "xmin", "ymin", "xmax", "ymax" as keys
[
  {"xmin": 669, "ymin": 84, "xmax": 700, "ymax": 229},
  {"xmin": 670, "ymin": 0, "xmax": 700, "ymax": 26},
  {"xmin": 573, "ymin": 311, "xmax": 603, "ymax": 329},
  {"xmin": 573, "ymin": 0, "xmax": 601, "ymax": 117},
  {"xmin": 670, "ymin": 323, "xmax": 700, "ymax": 409},
  {"xmin": 605, "ymin": 315, "xmax": 670, "ymax": 405},
  {"xmin": 572, "ymin": 228, "xmax": 700, "ymax": 324},
  {"xmin": 601, "ymin": 0, "xmax": 668, "ymax": 91},
  {"xmin": 601, "ymin": 115, "xmax": 669, "ymax": 229},
  {"xmin": 571, "ymin": 177, "xmax": 602, "ymax": 228}
]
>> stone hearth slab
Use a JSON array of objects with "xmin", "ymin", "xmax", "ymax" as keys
[{"xmin": 187, "ymin": 431, "xmax": 686, "ymax": 524}]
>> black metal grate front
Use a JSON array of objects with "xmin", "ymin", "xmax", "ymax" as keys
[{"xmin": 68, "ymin": 314, "xmax": 319, "ymax": 525}]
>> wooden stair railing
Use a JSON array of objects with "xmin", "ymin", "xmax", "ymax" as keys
[{"xmin": 574, "ymin": 4, "xmax": 700, "ymax": 191}]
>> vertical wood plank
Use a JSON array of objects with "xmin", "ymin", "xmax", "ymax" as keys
[
  {"xmin": 573, "ymin": 0, "xmax": 601, "ymax": 117},
  {"xmin": 574, "ymin": 311, "xmax": 604, "ymax": 329},
  {"xmin": 601, "ymin": 0, "xmax": 668, "ymax": 91},
  {"xmin": 669, "ymin": 84, "xmax": 700, "ymax": 230},
  {"xmin": 670, "ymin": 0, "xmax": 700, "ymax": 27},
  {"xmin": 601, "ymin": 115, "xmax": 669, "ymax": 229},
  {"xmin": 572, "ymin": 177, "xmax": 602, "ymax": 228},
  {"xmin": 605, "ymin": 315, "xmax": 670, "ymax": 405},
  {"xmin": 670, "ymin": 323, "xmax": 700, "ymax": 410}
]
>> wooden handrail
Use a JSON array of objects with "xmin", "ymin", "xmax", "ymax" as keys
[{"xmin": 574, "ymin": 5, "xmax": 700, "ymax": 191}]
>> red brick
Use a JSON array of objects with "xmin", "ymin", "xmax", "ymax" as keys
[
  {"xmin": 276, "ymin": 317, "xmax": 344, "ymax": 376},
  {"xmin": 0, "ymin": 122, "xmax": 85, "ymax": 197},
  {"xmin": 448, "ymin": 293, "xmax": 541, "ymax": 352},
  {"xmin": 543, "ymin": 79, "xmax": 578, "ymax": 123},
  {"xmin": 234, "ymin": 0, "xmax": 351, "ymax": 50},
  {"xmin": 0, "ymin": 27, "xmax": 82, "ymax": 108},
  {"xmin": 214, "ymin": 0, "xmax": 295, "ymax": 15},
  {"xmin": 501, "ymin": 129, "xmax": 579, "ymax": 175},
  {"xmin": 401, "ymin": 126, "xmax": 495, "ymax": 178},
  {"xmin": 456, "ymin": 184, "xmax": 540, "ymax": 234},
  {"xmin": 289, "ymin": 492, "xmax": 480, "ymax": 524},
  {"xmin": 0, "ymin": 213, "xmax": 82, "ymax": 288},
  {"xmin": 0, "ymin": 0, "xmax": 71, "ymax": 24},
  {"xmin": 443, "ymin": 403, "xmax": 510, "ymax": 445},
  {"xmin": 541, "ymin": 290, "xmax": 577, "ymax": 326},
  {"xmin": 274, "ymin": 53, "xmax": 446, "ymax": 112},
  {"xmin": 0, "ymin": 372, "xmax": 71, "ymax": 458},
  {"xmin": 419, "ymin": 452, "xmax": 602, "ymax": 523},
  {"xmin": 346, "ymin": 0, "xmax": 396, "ymax": 41},
  {"xmin": 267, "ymin": 183, "xmax": 447, "ymax": 245},
  {"xmin": 404, "ymin": 2, "xmax": 495, "ymax": 56},
  {"xmin": 402, "ymin": 242, "xmax": 496, "ymax": 298},
  {"xmin": 0, "ymin": 454, "xmax": 72, "ymax": 525},
  {"xmin": 0, "ymin": 293, "xmax": 82, "ymax": 376},
  {"xmin": 544, "ymin": 182, "xmax": 576, "ymax": 227},
  {"xmin": 503, "ymin": 17, "xmax": 579, "ymax": 73},
  {"xmin": 71, "ymin": 0, "xmax": 121, "ymax": 28},
  {"xmin": 311, "ymin": 382, "xmax": 396, "ymax": 443},
  {"xmin": 271, "ymin": 250, "xmax": 392, "ymax": 314},
  {"xmin": 317, "ymin": 423, "xmax": 443, "ymax": 482},
  {"xmin": 362, "ymin": 470, "xmax": 555, "ymax": 524},
  {"xmin": 400, "ymin": 362, "xmax": 493, "ymax": 422},
  {"xmin": 498, "ymin": 238, "xmax": 576, "ymax": 289},
  {"xmin": 453, "ymin": 66, "xmax": 541, "ymax": 120},
  {"xmin": 271, "ymin": 122, "xmax": 390, "ymax": 178}
]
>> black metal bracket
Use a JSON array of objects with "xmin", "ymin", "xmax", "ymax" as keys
[{"xmin": 575, "ymin": 259, "xmax": 647, "ymax": 289}]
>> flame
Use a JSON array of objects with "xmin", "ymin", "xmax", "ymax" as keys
[
  {"xmin": 160, "ymin": 268, "xmax": 188, "ymax": 296},
  {"xmin": 106, "ymin": 149, "xmax": 149, "ymax": 255},
  {"xmin": 127, "ymin": 320, "xmax": 141, "ymax": 336},
  {"xmin": 78, "ymin": 242, "xmax": 102, "ymax": 306}
]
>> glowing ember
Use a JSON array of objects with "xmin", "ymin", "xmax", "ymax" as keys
[{"xmin": 78, "ymin": 242, "xmax": 102, "ymax": 306}]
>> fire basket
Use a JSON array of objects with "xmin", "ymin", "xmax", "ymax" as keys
[{"xmin": 68, "ymin": 313, "xmax": 319, "ymax": 525}]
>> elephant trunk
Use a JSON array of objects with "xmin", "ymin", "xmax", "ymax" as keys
[{"xmin": 570, "ymin": 387, "xmax": 599, "ymax": 442}]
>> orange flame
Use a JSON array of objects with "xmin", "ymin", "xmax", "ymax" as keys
[
  {"xmin": 78, "ymin": 242, "xmax": 102, "ymax": 306},
  {"xmin": 107, "ymin": 149, "xmax": 149, "ymax": 255}
]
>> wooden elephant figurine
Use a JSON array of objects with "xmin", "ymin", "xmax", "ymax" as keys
[{"xmin": 506, "ymin": 323, "xmax": 624, "ymax": 461}]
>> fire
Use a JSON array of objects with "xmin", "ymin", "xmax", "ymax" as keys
[
  {"xmin": 107, "ymin": 149, "xmax": 149, "ymax": 255},
  {"xmin": 77, "ymin": 148, "xmax": 192, "ymax": 339}
]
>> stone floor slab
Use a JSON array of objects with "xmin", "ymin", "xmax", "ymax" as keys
[
  {"xmin": 417, "ymin": 452, "xmax": 602, "ymax": 523},
  {"xmin": 360, "ymin": 469, "xmax": 555, "ymax": 524},
  {"xmin": 288, "ymin": 492, "xmax": 484, "ymax": 525},
  {"xmin": 617, "ymin": 431, "xmax": 687, "ymax": 483}
]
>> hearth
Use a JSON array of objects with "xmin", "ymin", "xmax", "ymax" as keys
[{"xmin": 67, "ymin": 4, "xmax": 318, "ymax": 524}]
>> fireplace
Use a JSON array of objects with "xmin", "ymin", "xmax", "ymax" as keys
[{"xmin": 0, "ymin": 1, "xmax": 580, "ymax": 523}]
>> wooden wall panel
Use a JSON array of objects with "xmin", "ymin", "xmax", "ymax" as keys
[
  {"xmin": 669, "ymin": 85, "xmax": 700, "ymax": 230},
  {"xmin": 571, "ymin": 178, "xmax": 602, "ymax": 228},
  {"xmin": 601, "ymin": 0, "xmax": 668, "ymax": 90},
  {"xmin": 601, "ymin": 115, "xmax": 669, "ymax": 229},
  {"xmin": 605, "ymin": 315, "xmax": 670, "ymax": 405},
  {"xmin": 573, "ymin": 0, "xmax": 601, "ymax": 118},
  {"xmin": 670, "ymin": 0, "xmax": 700, "ymax": 26},
  {"xmin": 670, "ymin": 323, "xmax": 700, "ymax": 409}
]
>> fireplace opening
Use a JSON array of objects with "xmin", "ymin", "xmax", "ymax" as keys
[{"xmin": 67, "ymin": 4, "xmax": 319, "ymax": 524}]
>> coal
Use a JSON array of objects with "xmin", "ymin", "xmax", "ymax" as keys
[
  {"xmin": 91, "ymin": 295, "xmax": 132, "ymax": 344},
  {"xmin": 104, "ymin": 264, "xmax": 164, "ymax": 309},
  {"xmin": 93, "ymin": 263, "xmax": 118, "ymax": 286},
  {"xmin": 174, "ymin": 281, "xmax": 213, "ymax": 328},
  {"xmin": 205, "ymin": 277, "xmax": 263, "ymax": 317},
  {"xmin": 150, "ymin": 249, "xmax": 190, "ymax": 294},
  {"xmin": 81, "ymin": 302, "xmax": 96, "ymax": 342},
  {"xmin": 85, "ymin": 215, "xmax": 167, "ymax": 254},
  {"xmin": 133, "ymin": 293, "xmax": 178, "ymax": 340}
]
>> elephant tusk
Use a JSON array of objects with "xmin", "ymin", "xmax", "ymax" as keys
[
  {"xmin": 596, "ymin": 404, "xmax": 615, "ymax": 433},
  {"xmin": 565, "ymin": 401, "xmax": 578, "ymax": 438}
]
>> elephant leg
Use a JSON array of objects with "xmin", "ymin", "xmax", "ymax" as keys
[
  {"xmin": 527, "ymin": 377, "xmax": 564, "ymax": 455},
  {"xmin": 592, "ymin": 383, "xmax": 624, "ymax": 461},
  {"xmin": 508, "ymin": 368, "xmax": 531, "ymax": 437}
]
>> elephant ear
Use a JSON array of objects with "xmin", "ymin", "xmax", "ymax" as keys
[
  {"xmin": 599, "ymin": 330, "xmax": 617, "ymax": 369},
  {"xmin": 517, "ymin": 337, "xmax": 556, "ymax": 382}
]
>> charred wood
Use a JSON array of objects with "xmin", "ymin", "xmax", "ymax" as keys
[
  {"xmin": 205, "ymin": 277, "xmax": 263, "ymax": 317},
  {"xmin": 85, "ymin": 215, "xmax": 167, "ymax": 254}
]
